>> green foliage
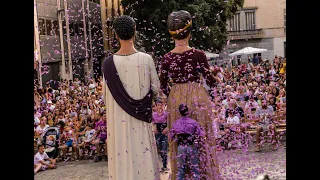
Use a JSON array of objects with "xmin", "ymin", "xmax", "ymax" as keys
[{"xmin": 120, "ymin": 0, "xmax": 244, "ymax": 59}]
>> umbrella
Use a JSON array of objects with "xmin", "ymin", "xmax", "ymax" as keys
[
  {"xmin": 205, "ymin": 51, "xmax": 219, "ymax": 58},
  {"xmin": 229, "ymin": 47, "xmax": 267, "ymax": 57}
]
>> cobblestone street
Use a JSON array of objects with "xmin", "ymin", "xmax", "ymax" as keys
[{"xmin": 35, "ymin": 145, "xmax": 286, "ymax": 180}]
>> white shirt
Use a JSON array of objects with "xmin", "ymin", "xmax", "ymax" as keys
[
  {"xmin": 227, "ymin": 116, "xmax": 240, "ymax": 125},
  {"xmin": 61, "ymin": 90, "xmax": 67, "ymax": 96},
  {"xmin": 85, "ymin": 129, "xmax": 96, "ymax": 142},
  {"xmin": 222, "ymin": 99, "xmax": 229, "ymax": 108},
  {"xmin": 49, "ymin": 105, "xmax": 55, "ymax": 111},
  {"xmin": 269, "ymin": 69, "xmax": 276, "ymax": 76},
  {"xmin": 34, "ymin": 117, "xmax": 40, "ymax": 126},
  {"xmin": 34, "ymin": 152, "xmax": 49, "ymax": 164},
  {"xmin": 58, "ymin": 118, "xmax": 66, "ymax": 123},
  {"xmin": 80, "ymin": 109, "xmax": 92, "ymax": 116},
  {"xmin": 36, "ymin": 125, "xmax": 49, "ymax": 134},
  {"xmin": 89, "ymin": 83, "xmax": 96, "ymax": 89},
  {"xmin": 245, "ymin": 100, "xmax": 259, "ymax": 110}
]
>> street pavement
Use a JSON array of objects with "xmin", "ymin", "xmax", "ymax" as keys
[{"xmin": 35, "ymin": 145, "xmax": 286, "ymax": 180}]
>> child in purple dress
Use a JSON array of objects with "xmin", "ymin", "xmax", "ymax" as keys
[{"xmin": 169, "ymin": 104, "xmax": 205, "ymax": 180}]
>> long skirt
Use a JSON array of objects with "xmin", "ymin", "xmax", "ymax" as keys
[{"xmin": 167, "ymin": 83, "xmax": 221, "ymax": 180}]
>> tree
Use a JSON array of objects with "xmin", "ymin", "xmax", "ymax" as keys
[{"xmin": 120, "ymin": 0, "xmax": 244, "ymax": 60}]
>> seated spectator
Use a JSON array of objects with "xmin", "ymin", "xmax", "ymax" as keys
[
  {"xmin": 236, "ymin": 86, "xmax": 247, "ymax": 102},
  {"xmin": 225, "ymin": 99, "xmax": 244, "ymax": 119},
  {"xmin": 92, "ymin": 113, "xmax": 108, "ymax": 162},
  {"xmin": 255, "ymin": 99, "xmax": 277, "ymax": 152},
  {"xmin": 59, "ymin": 126, "xmax": 79, "ymax": 161},
  {"xmin": 35, "ymin": 117, "xmax": 49, "ymax": 136},
  {"xmin": 78, "ymin": 124, "xmax": 95, "ymax": 153},
  {"xmin": 34, "ymin": 144, "xmax": 57, "ymax": 174},
  {"xmin": 268, "ymin": 98, "xmax": 277, "ymax": 111},
  {"xmin": 222, "ymin": 93, "xmax": 232, "ymax": 108},
  {"xmin": 221, "ymin": 110, "xmax": 242, "ymax": 149},
  {"xmin": 245, "ymin": 96, "xmax": 259, "ymax": 113},
  {"xmin": 276, "ymin": 89, "xmax": 286, "ymax": 103},
  {"xmin": 257, "ymin": 93, "xmax": 264, "ymax": 107}
]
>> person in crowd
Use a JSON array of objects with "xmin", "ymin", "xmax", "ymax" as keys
[
  {"xmin": 255, "ymin": 99, "xmax": 277, "ymax": 152},
  {"xmin": 35, "ymin": 117, "xmax": 49, "ymax": 136},
  {"xmin": 245, "ymin": 95, "xmax": 259, "ymax": 113},
  {"xmin": 276, "ymin": 89, "xmax": 286, "ymax": 103},
  {"xmin": 78, "ymin": 124, "xmax": 95, "ymax": 158},
  {"xmin": 169, "ymin": 104, "xmax": 205, "ymax": 180},
  {"xmin": 226, "ymin": 99, "xmax": 244, "ymax": 119},
  {"xmin": 34, "ymin": 144, "xmax": 57, "ymax": 174},
  {"xmin": 222, "ymin": 110, "xmax": 242, "ymax": 149},
  {"xmin": 279, "ymin": 58, "xmax": 286, "ymax": 76},
  {"xmin": 59, "ymin": 126, "xmax": 79, "ymax": 161},
  {"xmin": 152, "ymin": 101, "xmax": 169, "ymax": 172},
  {"xmin": 92, "ymin": 113, "xmax": 108, "ymax": 162},
  {"xmin": 253, "ymin": 55, "xmax": 259, "ymax": 66}
]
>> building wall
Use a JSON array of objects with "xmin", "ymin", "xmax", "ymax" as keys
[
  {"xmin": 273, "ymin": 37, "xmax": 286, "ymax": 58},
  {"xmin": 37, "ymin": 0, "xmax": 61, "ymax": 62},
  {"xmin": 35, "ymin": 0, "xmax": 104, "ymax": 85},
  {"xmin": 244, "ymin": 0, "xmax": 286, "ymax": 30},
  {"xmin": 222, "ymin": 0, "xmax": 286, "ymax": 63}
]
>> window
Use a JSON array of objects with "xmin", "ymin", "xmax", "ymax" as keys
[
  {"xmin": 91, "ymin": 25, "xmax": 98, "ymax": 37},
  {"xmin": 86, "ymin": 23, "xmax": 90, "ymax": 37},
  {"xmin": 229, "ymin": 13, "xmax": 240, "ymax": 31},
  {"xmin": 51, "ymin": 20, "xmax": 59, "ymax": 35},
  {"xmin": 62, "ymin": 20, "xmax": 67, "ymax": 36},
  {"xmin": 46, "ymin": 20, "xmax": 52, "ymax": 35},
  {"xmin": 79, "ymin": 23, "xmax": 84, "ymax": 36},
  {"xmin": 74, "ymin": 23, "xmax": 79, "ymax": 35},
  {"xmin": 253, "ymin": 53, "xmax": 261, "ymax": 58},
  {"xmin": 284, "ymin": 9, "xmax": 286, "ymax": 33},
  {"xmin": 245, "ymin": 11, "xmax": 255, "ymax": 30},
  {"xmin": 89, "ymin": 0, "xmax": 100, "ymax": 4},
  {"xmin": 38, "ymin": 18, "xmax": 46, "ymax": 35},
  {"xmin": 38, "ymin": 19, "xmax": 60, "ymax": 36},
  {"xmin": 69, "ymin": 22, "xmax": 75, "ymax": 36}
]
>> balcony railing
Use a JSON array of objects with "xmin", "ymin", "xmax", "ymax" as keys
[
  {"xmin": 227, "ymin": 29, "xmax": 263, "ymax": 40},
  {"xmin": 227, "ymin": 28, "xmax": 286, "ymax": 40}
]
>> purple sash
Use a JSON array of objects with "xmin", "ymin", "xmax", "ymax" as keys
[{"xmin": 103, "ymin": 55, "xmax": 153, "ymax": 123}]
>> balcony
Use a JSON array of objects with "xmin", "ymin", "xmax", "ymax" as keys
[{"xmin": 227, "ymin": 29, "xmax": 264, "ymax": 40}]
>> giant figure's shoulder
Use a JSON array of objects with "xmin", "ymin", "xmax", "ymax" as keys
[{"xmin": 103, "ymin": 55, "xmax": 114, "ymax": 68}]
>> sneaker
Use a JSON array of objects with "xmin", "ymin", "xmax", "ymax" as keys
[
  {"xmin": 64, "ymin": 157, "xmax": 70, "ymax": 162},
  {"xmin": 94, "ymin": 156, "xmax": 102, "ymax": 162}
]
